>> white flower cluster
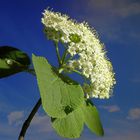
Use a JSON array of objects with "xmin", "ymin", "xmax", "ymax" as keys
[{"xmin": 42, "ymin": 9, "xmax": 116, "ymax": 99}]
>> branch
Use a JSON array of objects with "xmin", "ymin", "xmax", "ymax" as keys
[
  {"xmin": 18, "ymin": 98, "xmax": 41, "ymax": 140},
  {"xmin": 54, "ymin": 41, "xmax": 62, "ymax": 66}
]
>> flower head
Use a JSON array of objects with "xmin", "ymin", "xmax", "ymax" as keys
[{"xmin": 42, "ymin": 9, "xmax": 116, "ymax": 99}]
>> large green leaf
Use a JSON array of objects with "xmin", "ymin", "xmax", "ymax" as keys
[
  {"xmin": 32, "ymin": 55, "xmax": 84, "ymax": 118},
  {"xmin": 82, "ymin": 100, "xmax": 104, "ymax": 136},
  {"xmin": 52, "ymin": 108, "xmax": 84, "ymax": 138},
  {"xmin": 0, "ymin": 46, "xmax": 30, "ymax": 78}
]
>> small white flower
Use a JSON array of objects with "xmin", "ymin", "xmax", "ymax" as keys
[{"xmin": 42, "ymin": 9, "xmax": 116, "ymax": 99}]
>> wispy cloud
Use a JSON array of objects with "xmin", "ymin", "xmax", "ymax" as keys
[
  {"xmin": 78, "ymin": 119, "xmax": 140, "ymax": 140},
  {"xmin": 87, "ymin": 0, "xmax": 140, "ymax": 18},
  {"xmin": 30, "ymin": 113, "xmax": 53, "ymax": 133},
  {"xmin": 114, "ymin": 1, "xmax": 140, "ymax": 17},
  {"xmin": 7, "ymin": 111, "xmax": 24, "ymax": 126},
  {"xmin": 3, "ymin": 111, "xmax": 53, "ymax": 140},
  {"xmin": 97, "ymin": 132, "xmax": 140, "ymax": 140},
  {"xmin": 131, "ymin": 77, "xmax": 140, "ymax": 83},
  {"xmin": 127, "ymin": 108, "xmax": 140, "ymax": 120},
  {"xmin": 99, "ymin": 105, "xmax": 120, "ymax": 112},
  {"xmin": 7, "ymin": 110, "xmax": 52, "ymax": 133},
  {"xmin": 1, "ymin": 109, "xmax": 140, "ymax": 140},
  {"xmin": 72, "ymin": 0, "xmax": 140, "ymax": 44}
]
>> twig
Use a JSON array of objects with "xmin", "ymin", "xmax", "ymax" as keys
[
  {"xmin": 18, "ymin": 98, "xmax": 41, "ymax": 140},
  {"xmin": 54, "ymin": 41, "xmax": 62, "ymax": 66}
]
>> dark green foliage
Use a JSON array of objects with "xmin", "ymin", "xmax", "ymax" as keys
[{"xmin": 0, "ymin": 46, "xmax": 30, "ymax": 78}]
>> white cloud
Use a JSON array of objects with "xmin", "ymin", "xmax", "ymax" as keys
[
  {"xmin": 87, "ymin": 0, "xmax": 140, "ymax": 18},
  {"xmin": 7, "ymin": 110, "xmax": 52, "ymax": 132},
  {"xmin": 29, "ymin": 113, "xmax": 53, "ymax": 133},
  {"xmin": 114, "ymin": 2, "xmax": 140, "ymax": 17},
  {"xmin": 127, "ymin": 108, "xmax": 140, "ymax": 120},
  {"xmin": 73, "ymin": 0, "xmax": 140, "ymax": 44},
  {"xmin": 131, "ymin": 77, "xmax": 140, "ymax": 83},
  {"xmin": 98, "ymin": 132, "xmax": 140, "ymax": 140},
  {"xmin": 99, "ymin": 105, "xmax": 120, "ymax": 112},
  {"xmin": 5, "ymin": 111, "xmax": 53, "ymax": 140},
  {"xmin": 1, "ymin": 110, "xmax": 140, "ymax": 140},
  {"xmin": 7, "ymin": 111, "xmax": 24, "ymax": 125},
  {"xmin": 67, "ymin": 0, "xmax": 140, "ymax": 44}
]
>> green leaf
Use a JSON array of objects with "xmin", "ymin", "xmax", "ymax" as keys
[
  {"xmin": 32, "ymin": 55, "xmax": 84, "ymax": 118},
  {"xmin": 52, "ymin": 108, "xmax": 84, "ymax": 138},
  {"xmin": 0, "ymin": 46, "xmax": 30, "ymax": 78},
  {"xmin": 82, "ymin": 100, "xmax": 104, "ymax": 136}
]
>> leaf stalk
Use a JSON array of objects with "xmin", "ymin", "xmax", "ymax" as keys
[{"xmin": 18, "ymin": 98, "xmax": 41, "ymax": 140}]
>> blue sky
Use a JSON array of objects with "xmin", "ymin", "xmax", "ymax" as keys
[{"xmin": 0, "ymin": 0, "xmax": 140, "ymax": 140}]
